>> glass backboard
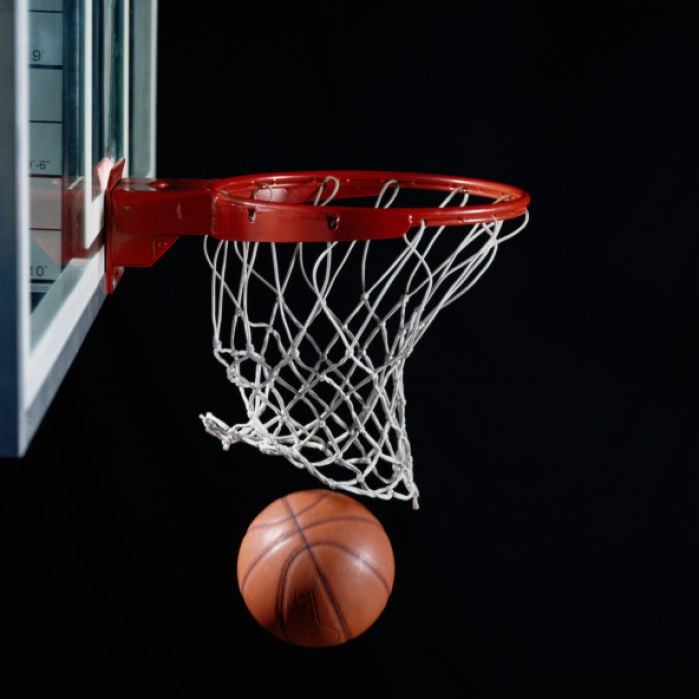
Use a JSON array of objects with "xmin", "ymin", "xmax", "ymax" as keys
[{"xmin": 0, "ymin": 0, "xmax": 157, "ymax": 456}]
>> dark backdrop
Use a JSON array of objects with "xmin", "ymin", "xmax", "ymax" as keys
[{"xmin": 5, "ymin": 2, "xmax": 698, "ymax": 697}]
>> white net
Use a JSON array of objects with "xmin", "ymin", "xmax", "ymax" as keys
[{"xmin": 200, "ymin": 176, "xmax": 528, "ymax": 508}]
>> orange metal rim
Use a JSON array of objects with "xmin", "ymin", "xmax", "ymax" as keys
[{"xmin": 212, "ymin": 170, "xmax": 531, "ymax": 235}]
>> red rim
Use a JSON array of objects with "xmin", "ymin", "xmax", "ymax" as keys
[{"xmin": 209, "ymin": 170, "xmax": 530, "ymax": 243}]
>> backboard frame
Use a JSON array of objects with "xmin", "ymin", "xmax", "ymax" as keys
[{"xmin": 0, "ymin": 0, "xmax": 158, "ymax": 457}]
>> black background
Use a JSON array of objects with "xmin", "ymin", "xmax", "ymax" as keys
[{"xmin": 4, "ymin": 2, "xmax": 698, "ymax": 697}]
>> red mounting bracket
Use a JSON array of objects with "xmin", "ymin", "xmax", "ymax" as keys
[{"xmin": 105, "ymin": 159, "xmax": 214, "ymax": 292}]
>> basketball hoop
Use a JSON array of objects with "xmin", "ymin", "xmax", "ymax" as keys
[{"xmin": 106, "ymin": 168, "xmax": 530, "ymax": 508}]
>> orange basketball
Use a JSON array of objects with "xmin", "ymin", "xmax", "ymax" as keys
[{"xmin": 237, "ymin": 489, "xmax": 395, "ymax": 647}]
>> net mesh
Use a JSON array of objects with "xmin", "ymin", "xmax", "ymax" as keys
[{"xmin": 200, "ymin": 176, "xmax": 527, "ymax": 508}]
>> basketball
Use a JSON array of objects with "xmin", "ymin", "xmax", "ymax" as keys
[{"xmin": 236, "ymin": 489, "xmax": 395, "ymax": 647}]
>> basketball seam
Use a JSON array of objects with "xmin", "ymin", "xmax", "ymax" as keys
[
  {"xmin": 246, "ymin": 513, "xmax": 382, "ymax": 532},
  {"xmin": 279, "ymin": 496, "xmax": 352, "ymax": 643},
  {"xmin": 300, "ymin": 541, "xmax": 393, "ymax": 594},
  {"xmin": 239, "ymin": 516, "xmax": 388, "ymax": 591},
  {"xmin": 246, "ymin": 490, "xmax": 371, "ymax": 528}
]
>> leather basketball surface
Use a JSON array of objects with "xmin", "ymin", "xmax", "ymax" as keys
[{"xmin": 237, "ymin": 489, "xmax": 395, "ymax": 647}]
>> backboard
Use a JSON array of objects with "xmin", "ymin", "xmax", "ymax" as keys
[{"xmin": 0, "ymin": 0, "xmax": 157, "ymax": 456}]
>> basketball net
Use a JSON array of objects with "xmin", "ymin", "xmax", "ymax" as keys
[{"xmin": 199, "ymin": 176, "xmax": 528, "ymax": 508}]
